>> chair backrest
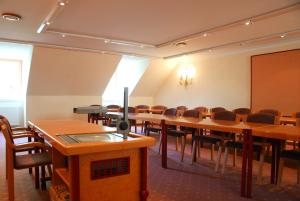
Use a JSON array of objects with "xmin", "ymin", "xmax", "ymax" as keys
[
  {"xmin": 194, "ymin": 106, "xmax": 208, "ymax": 114},
  {"xmin": 151, "ymin": 105, "xmax": 167, "ymax": 110},
  {"xmin": 106, "ymin": 105, "xmax": 121, "ymax": 109},
  {"xmin": 0, "ymin": 115, "xmax": 13, "ymax": 134},
  {"xmin": 151, "ymin": 105, "xmax": 167, "ymax": 114},
  {"xmin": 246, "ymin": 112, "xmax": 275, "ymax": 124},
  {"xmin": 163, "ymin": 108, "xmax": 177, "ymax": 116},
  {"xmin": 258, "ymin": 109, "xmax": 281, "ymax": 116},
  {"xmin": 213, "ymin": 111, "xmax": 237, "ymax": 121},
  {"xmin": 233, "ymin": 108, "xmax": 251, "ymax": 115},
  {"xmin": 210, "ymin": 107, "xmax": 226, "ymax": 114},
  {"xmin": 182, "ymin": 110, "xmax": 200, "ymax": 118},
  {"xmin": 135, "ymin": 105, "xmax": 150, "ymax": 109},
  {"xmin": 296, "ymin": 118, "xmax": 300, "ymax": 126},
  {"xmin": 176, "ymin": 106, "xmax": 188, "ymax": 111},
  {"xmin": 120, "ymin": 107, "xmax": 136, "ymax": 113},
  {"xmin": 0, "ymin": 120, "xmax": 14, "ymax": 145},
  {"xmin": 293, "ymin": 112, "xmax": 300, "ymax": 118}
]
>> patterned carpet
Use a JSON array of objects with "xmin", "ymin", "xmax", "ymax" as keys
[{"xmin": 0, "ymin": 131, "xmax": 299, "ymax": 201}]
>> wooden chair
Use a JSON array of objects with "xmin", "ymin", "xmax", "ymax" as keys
[
  {"xmin": 145, "ymin": 108, "xmax": 177, "ymax": 137},
  {"xmin": 167, "ymin": 109, "xmax": 200, "ymax": 162},
  {"xmin": 135, "ymin": 105, "xmax": 150, "ymax": 132},
  {"xmin": 106, "ymin": 104, "xmax": 121, "ymax": 111},
  {"xmin": 210, "ymin": 107, "xmax": 226, "ymax": 118},
  {"xmin": 151, "ymin": 105, "xmax": 167, "ymax": 114},
  {"xmin": 233, "ymin": 108, "xmax": 251, "ymax": 122},
  {"xmin": 222, "ymin": 113, "xmax": 275, "ymax": 183},
  {"xmin": 0, "ymin": 115, "xmax": 39, "ymax": 175},
  {"xmin": 259, "ymin": 109, "xmax": 281, "ymax": 124},
  {"xmin": 145, "ymin": 108, "xmax": 177, "ymax": 153},
  {"xmin": 277, "ymin": 117, "xmax": 300, "ymax": 186},
  {"xmin": 176, "ymin": 106, "xmax": 188, "ymax": 116},
  {"xmin": 192, "ymin": 111, "xmax": 237, "ymax": 171},
  {"xmin": 120, "ymin": 107, "xmax": 137, "ymax": 132},
  {"xmin": 1, "ymin": 123, "xmax": 52, "ymax": 201},
  {"xmin": 194, "ymin": 106, "xmax": 208, "ymax": 115},
  {"xmin": 88, "ymin": 104, "xmax": 108, "ymax": 125}
]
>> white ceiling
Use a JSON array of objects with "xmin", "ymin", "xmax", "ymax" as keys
[{"xmin": 0, "ymin": 0, "xmax": 300, "ymax": 58}]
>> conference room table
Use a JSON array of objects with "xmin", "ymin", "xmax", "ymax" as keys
[{"xmin": 106, "ymin": 112, "xmax": 300, "ymax": 198}]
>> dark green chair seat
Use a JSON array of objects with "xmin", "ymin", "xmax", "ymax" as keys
[
  {"xmin": 280, "ymin": 149, "xmax": 300, "ymax": 161},
  {"xmin": 193, "ymin": 135, "xmax": 223, "ymax": 144},
  {"xmin": 15, "ymin": 152, "xmax": 52, "ymax": 170},
  {"xmin": 225, "ymin": 141, "xmax": 263, "ymax": 152}
]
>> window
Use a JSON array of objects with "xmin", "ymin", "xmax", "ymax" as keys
[
  {"xmin": 102, "ymin": 56, "xmax": 149, "ymax": 106},
  {"xmin": 0, "ymin": 59, "xmax": 23, "ymax": 100}
]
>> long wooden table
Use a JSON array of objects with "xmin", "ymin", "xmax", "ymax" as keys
[
  {"xmin": 107, "ymin": 112, "xmax": 300, "ymax": 198},
  {"xmin": 28, "ymin": 120, "xmax": 155, "ymax": 201}
]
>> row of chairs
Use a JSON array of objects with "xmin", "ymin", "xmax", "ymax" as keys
[{"xmin": 143, "ymin": 107, "xmax": 300, "ymax": 186}]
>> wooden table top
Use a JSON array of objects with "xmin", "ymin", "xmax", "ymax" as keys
[
  {"xmin": 107, "ymin": 112, "xmax": 299, "ymax": 141},
  {"xmin": 28, "ymin": 119, "xmax": 155, "ymax": 156},
  {"xmin": 279, "ymin": 116, "xmax": 297, "ymax": 125}
]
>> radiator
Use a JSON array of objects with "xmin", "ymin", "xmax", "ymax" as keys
[{"xmin": 0, "ymin": 101, "xmax": 24, "ymax": 126}]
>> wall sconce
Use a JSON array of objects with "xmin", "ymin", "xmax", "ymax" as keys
[{"xmin": 178, "ymin": 65, "xmax": 195, "ymax": 87}]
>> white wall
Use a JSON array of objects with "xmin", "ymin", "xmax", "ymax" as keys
[
  {"xmin": 27, "ymin": 96, "xmax": 101, "ymax": 121},
  {"xmin": 26, "ymin": 46, "xmax": 121, "ymax": 121},
  {"xmin": 154, "ymin": 41, "xmax": 300, "ymax": 110}
]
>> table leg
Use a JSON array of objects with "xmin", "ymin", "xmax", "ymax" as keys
[
  {"xmin": 161, "ymin": 120, "xmax": 167, "ymax": 168},
  {"xmin": 241, "ymin": 129, "xmax": 248, "ymax": 197},
  {"xmin": 140, "ymin": 148, "xmax": 149, "ymax": 201},
  {"xmin": 247, "ymin": 131, "xmax": 253, "ymax": 198},
  {"xmin": 241, "ymin": 129, "xmax": 253, "ymax": 198},
  {"xmin": 271, "ymin": 139, "xmax": 282, "ymax": 184}
]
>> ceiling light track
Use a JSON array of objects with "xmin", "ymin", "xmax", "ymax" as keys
[
  {"xmin": 0, "ymin": 37, "xmax": 159, "ymax": 59},
  {"xmin": 36, "ymin": 0, "xmax": 68, "ymax": 33},
  {"xmin": 164, "ymin": 29, "xmax": 300, "ymax": 59},
  {"xmin": 158, "ymin": 2, "xmax": 300, "ymax": 48},
  {"xmin": 46, "ymin": 30, "xmax": 155, "ymax": 48}
]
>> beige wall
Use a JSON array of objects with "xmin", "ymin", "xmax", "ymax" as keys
[
  {"xmin": 26, "ymin": 46, "xmax": 121, "ymax": 120},
  {"xmin": 154, "ymin": 41, "xmax": 300, "ymax": 110},
  {"xmin": 27, "ymin": 95, "xmax": 101, "ymax": 121}
]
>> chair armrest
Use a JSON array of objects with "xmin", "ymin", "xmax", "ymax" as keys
[
  {"xmin": 12, "ymin": 133, "xmax": 36, "ymax": 139},
  {"xmin": 11, "ymin": 127, "xmax": 30, "ymax": 131},
  {"xmin": 14, "ymin": 142, "xmax": 51, "ymax": 152}
]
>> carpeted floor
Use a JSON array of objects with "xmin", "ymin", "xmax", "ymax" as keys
[{"xmin": 0, "ymin": 131, "xmax": 299, "ymax": 201}]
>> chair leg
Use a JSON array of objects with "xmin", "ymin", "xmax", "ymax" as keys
[
  {"xmin": 28, "ymin": 137, "xmax": 32, "ymax": 175},
  {"xmin": 215, "ymin": 144, "xmax": 222, "ymax": 172},
  {"xmin": 211, "ymin": 144, "xmax": 215, "ymax": 161},
  {"xmin": 191, "ymin": 140, "xmax": 197, "ymax": 164},
  {"xmin": 297, "ymin": 163, "xmax": 300, "ymax": 184},
  {"xmin": 257, "ymin": 147, "xmax": 265, "ymax": 184},
  {"xmin": 197, "ymin": 140, "xmax": 201, "ymax": 158},
  {"xmin": 47, "ymin": 164, "xmax": 53, "ymax": 177},
  {"xmin": 6, "ymin": 145, "xmax": 8, "ymax": 180},
  {"xmin": 158, "ymin": 132, "xmax": 162, "ymax": 154},
  {"xmin": 35, "ymin": 167, "xmax": 40, "ymax": 189},
  {"xmin": 41, "ymin": 165, "xmax": 46, "ymax": 190},
  {"xmin": 222, "ymin": 147, "xmax": 229, "ymax": 174},
  {"xmin": 233, "ymin": 148, "xmax": 236, "ymax": 167},
  {"xmin": 176, "ymin": 137, "xmax": 179, "ymax": 151},
  {"xmin": 277, "ymin": 158, "xmax": 285, "ymax": 187},
  {"xmin": 181, "ymin": 136, "xmax": 186, "ymax": 162},
  {"xmin": 7, "ymin": 147, "xmax": 14, "ymax": 201}
]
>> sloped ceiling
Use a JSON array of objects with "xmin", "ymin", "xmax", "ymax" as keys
[
  {"xmin": 0, "ymin": 0, "xmax": 299, "ymax": 57},
  {"xmin": 131, "ymin": 58, "xmax": 177, "ymax": 96},
  {"xmin": 27, "ymin": 46, "xmax": 121, "ymax": 95}
]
